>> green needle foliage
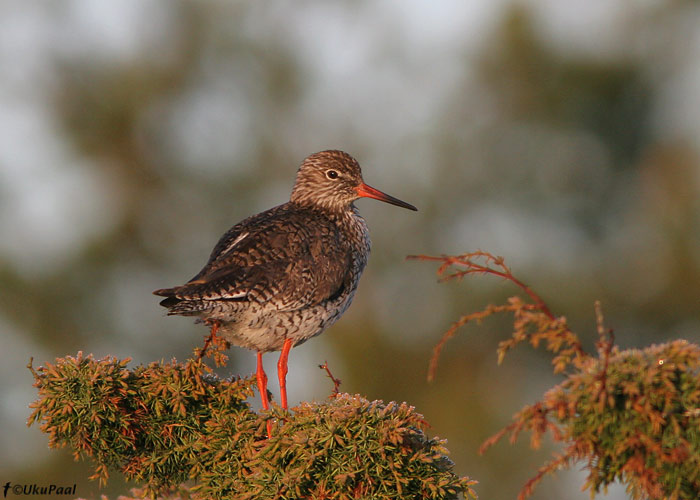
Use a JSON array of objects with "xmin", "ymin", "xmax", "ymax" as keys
[
  {"xmin": 412, "ymin": 251, "xmax": 700, "ymax": 500},
  {"xmin": 195, "ymin": 396, "xmax": 470, "ymax": 499},
  {"xmin": 28, "ymin": 349, "xmax": 477, "ymax": 500},
  {"xmin": 553, "ymin": 341, "xmax": 700, "ymax": 500}
]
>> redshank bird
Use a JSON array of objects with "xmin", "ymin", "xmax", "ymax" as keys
[{"xmin": 153, "ymin": 150, "xmax": 416, "ymax": 422}]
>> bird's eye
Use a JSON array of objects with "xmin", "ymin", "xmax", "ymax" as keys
[{"xmin": 326, "ymin": 169, "xmax": 339, "ymax": 180}]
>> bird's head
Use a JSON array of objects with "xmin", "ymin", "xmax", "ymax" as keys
[{"xmin": 290, "ymin": 150, "xmax": 417, "ymax": 213}]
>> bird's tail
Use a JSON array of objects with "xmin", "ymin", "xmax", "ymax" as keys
[
  {"xmin": 153, "ymin": 287, "xmax": 179, "ymax": 306},
  {"xmin": 153, "ymin": 287, "xmax": 204, "ymax": 315}
]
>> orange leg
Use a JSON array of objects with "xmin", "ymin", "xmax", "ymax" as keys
[
  {"xmin": 277, "ymin": 338, "xmax": 293, "ymax": 410},
  {"xmin": 256, "ymin": 351, "xmax": 272, "ymax": 437}
]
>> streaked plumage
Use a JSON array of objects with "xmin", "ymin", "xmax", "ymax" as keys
[{"xmin": 153, "ymin": 150, "xmax": 416, "ymax": 427}]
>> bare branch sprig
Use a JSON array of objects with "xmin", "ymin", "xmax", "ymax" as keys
[
  {"xmin": 319, "ymin": 361, "xmax": 342, "ymax": 395},
  {"xmin": 408, "ymin": 251, "xmax": 587, "ymax": 381},
  {"xmin": 409, "ymin": 251, "xmax": 555, "ymax": 318}
]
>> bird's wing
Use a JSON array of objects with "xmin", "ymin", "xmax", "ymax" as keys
[{"xmin": 156, "ymin": 207, "xmax": 351, "ymax": 311}]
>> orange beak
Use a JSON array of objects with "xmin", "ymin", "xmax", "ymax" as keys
[{"xmin": 356, "ymin": 183, "xmax": 417, "ymax": 211}]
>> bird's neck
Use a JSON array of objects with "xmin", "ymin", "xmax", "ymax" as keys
[
  {"xmin": 288, "ymin": 201, "xmax": 370, "ymax": 250},
  {"xmin": 288, "ymin": 199, "xmax": 355, "ymax": 219}
]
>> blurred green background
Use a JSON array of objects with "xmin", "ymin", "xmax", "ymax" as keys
[{"xmin": 2, "ymin": 1, "xmax": 699, "ymax": 499}]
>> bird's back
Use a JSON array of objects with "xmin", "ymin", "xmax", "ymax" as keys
[{"xmin": 154, "ymin": 202, "xmax": 370, "ymax": 351}]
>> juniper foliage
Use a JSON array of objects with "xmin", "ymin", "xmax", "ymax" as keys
[
  {"xmin": 411, "ymin": 252, "xmax": 700, "ymax": 500},
  {"xmin": 551, "ymin": 341, "xmax": 700, "ymax": 500},
  {"xmin": 28, "ymin": 351, "xmax": 476, "ymax": 500}
]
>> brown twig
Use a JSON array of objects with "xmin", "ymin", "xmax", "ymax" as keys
[
  {"xmin": 194, "ymin": 320, "xmax": 229, "ymax": 368},
  {"xmin": 407, "ymin": 252, "xmax": 556, "ymax": 320},
  {"xmin": 319, "ymin": 361, "xmax": 341, "ymax": 395},
  {"xmin": 427, "ymin": 303, "xmax": 514, "ymax": 382},
  {"xmin": 517, "ymin": 452, "xmax": 571, "ymax": 500},
  {"xmin": 408, "ymin": 252, "xmax": 587, "ymax": 381},
  {"xmin": 198, "ymin": 320, "xmax": 221, "ymax": 359},
  {"xmin": 593, "ymin": 301, "xmax": 615, "ymax": 409}
]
